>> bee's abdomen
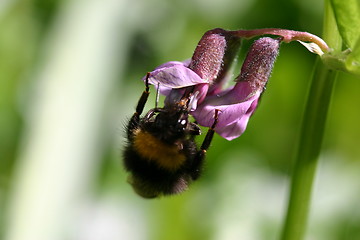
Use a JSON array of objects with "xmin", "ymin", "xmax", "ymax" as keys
[
  {"xmin": 132, "ymin": 129, "xmax": 186, "ymax": 171},
  {"xmin": 123, "ymin": 144, "xmax": 190, "ymax": 198},
  {"xmin": 123, "ymin": 129, "xmax": 200, "ymax": 197}
]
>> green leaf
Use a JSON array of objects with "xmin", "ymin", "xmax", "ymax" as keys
[
  {"xmin": 330, "ymin": 0, "xmax": 360, "ymax": 49},
  {"xmin": 322, "ymin": 48, "xmax": 360, "ymax": 76},
  {"xmin": 345, "ymin": 37, "xmax": 360, "ymax": 75}
]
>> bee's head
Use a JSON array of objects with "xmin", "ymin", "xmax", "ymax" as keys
[{"xmin": 146, "ymin": 108, "xmax": 190, "ymax": 143}]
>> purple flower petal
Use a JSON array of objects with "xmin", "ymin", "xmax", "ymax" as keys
[
  {"xmin": 192, "ymin": 82, "xmax": 260, "ymax": 140},
  {"xmin": 144, "ymin": 61, "xmax": 208, "ymax": 89}
]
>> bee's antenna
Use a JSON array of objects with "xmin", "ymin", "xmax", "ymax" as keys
[{"xmin": 155, "ymin": 82, "xmax": 160, "ymax": 109}]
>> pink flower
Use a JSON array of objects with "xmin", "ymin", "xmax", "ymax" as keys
[
  {"xmin": 193, "ymin": 37, "xmax": 280, "ymax": 140},
  {"xmin": 143, "ymin": 27, "xmax": 326, "ymax": 140}
]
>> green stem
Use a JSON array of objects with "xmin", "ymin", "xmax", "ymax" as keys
[
  {"xmin": 229, "ymin": 28, "xmax": 329, "ymax": 52},
  {"xmin": 280, "ymin": 1, "xmax": 342, "ymax": 240}
]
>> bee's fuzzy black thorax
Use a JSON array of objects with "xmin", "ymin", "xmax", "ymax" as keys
[{"xmin": 122, "ymin": 78, "xmax": 218, "ymax": 198}]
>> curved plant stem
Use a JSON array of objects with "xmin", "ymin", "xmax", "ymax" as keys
[
  {"xmin": 280, "ymin": 1, "xmax": 342, "ymax": 240},
  {"xmin": 229, "ymin": 28, "xmax": 329, "ymax": 52}
]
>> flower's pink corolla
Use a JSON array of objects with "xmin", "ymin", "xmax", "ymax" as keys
[
  {"xmin": 192, "ymin": 81, "xmax": 260, "ymax": 140},
  {"xmin": 143, "ymin": 63, "xmax": 259, "ymax": 140},
  {"xmin": 192, "ymin": 37, "xmax": 280, "ymax": 140},
  {"xmin": 143, "ymin": 37, "xmax": 280, "ymax": 140},
  {"xmin": 144, "ymin": 60, "xmax": 208, "ymax": 96}
]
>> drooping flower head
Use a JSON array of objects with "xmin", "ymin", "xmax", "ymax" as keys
[
  {"xmin": 145, "ymin": 28, "xmax": 328, "ymax": 140},
  {"xmin": 192, "ymin": 37, "xmax": 280, "ymax": 140}
]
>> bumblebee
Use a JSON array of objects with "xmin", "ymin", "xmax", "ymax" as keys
[{"xmin": 123, "ymin": 75, "xmax": 219, "ymax": 198}]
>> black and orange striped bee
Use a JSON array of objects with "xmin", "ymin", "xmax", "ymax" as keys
[{"xmin": 123, "ymin": 76, "xmax": 219, "ymax": 198}]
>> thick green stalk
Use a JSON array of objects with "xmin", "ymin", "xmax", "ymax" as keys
[
  {"xmin": 280, "ymin": 60, "xmax": 338, "ymax": 240},
  {"xmin": 280, "ymin": 1, "xmax": 342, "ymax": 240}
]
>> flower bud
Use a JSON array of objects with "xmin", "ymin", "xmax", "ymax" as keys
[
  {"xmin": 188, "ymin": 28, "xmax": 227, "ymax": 82},
  {"xmin": 236, "ymin": 37, "xmax": 280, "ymax": 95}
]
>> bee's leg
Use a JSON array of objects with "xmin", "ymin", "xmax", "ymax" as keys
[
  {"xmin": 188, "ymin": 122, "xmax": 202, "ymax": 137},
  {"xmin": 127, "ymin": 73, "xmax": 150, "ymax": 139},
  {"xmin": 190, "ymin": 109, "xmax": 220, "ymax": 180},
  {"xmin": 200, "ymin": 109, "xmax": 219, "ymax": 151}
]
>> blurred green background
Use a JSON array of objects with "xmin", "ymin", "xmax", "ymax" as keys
[{"xmin": 1, "ymin": 0, "xmax": 359, "ymax": 239}]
